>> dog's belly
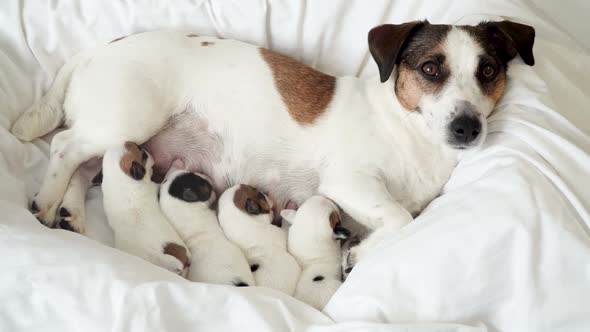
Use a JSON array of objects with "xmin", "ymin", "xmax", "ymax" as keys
[{"xmin": 142, "ymin": 111, "xmax": 320, "ymax": 210}]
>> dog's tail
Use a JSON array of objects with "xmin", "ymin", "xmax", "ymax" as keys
[{"xmin": 10, "ymin": 50, "xmax": 91, "ymax": 141}]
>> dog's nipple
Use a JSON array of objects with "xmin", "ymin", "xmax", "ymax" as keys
[{"xmin": 169, "ymin": 159, "xmax": 185, "ymax": 171}]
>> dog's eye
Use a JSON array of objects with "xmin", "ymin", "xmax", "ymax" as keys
[
  {"xmin": 421, "ymin": 61, "xmax": 439, "ymax": 77},
  {"xmin": 481, "ymin": 64, "xmax": 495, "ymax": 78}
]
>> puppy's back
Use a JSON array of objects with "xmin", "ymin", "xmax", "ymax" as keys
[
  {"xmin": 159, "ymin": 170, "xmax": 255, "ymax": 286},
  {"xmin": 102, "ymin": 142, "xmax": 190, "ymax": 276}
]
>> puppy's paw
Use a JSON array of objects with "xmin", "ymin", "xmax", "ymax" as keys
[
  {"xmin": 162, "ymin": 242, "xmax": 191, "ymax": 277},
  {"xmin": 55, "ymin": 205, "xmax": 85, "ymax": 234}
]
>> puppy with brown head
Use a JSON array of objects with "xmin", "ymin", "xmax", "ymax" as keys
[
  {"xmin": 159, "ymin": 163, "xmax": 255, "ymax": 287},
  {"xmin": 218, "ymin": 184, "xmax": 301, "ymax": 295},
  {"xmin": 102, "ymin": 142, "xmax": 190, "ymax": 277},
  {"xmin": 281, "ymin": 195, "xmax": 349, "ymax": 309}
]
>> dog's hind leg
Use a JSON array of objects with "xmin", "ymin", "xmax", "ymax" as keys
[
  {"xmin": 32, "ymin": 130, "xmax": 111, "ymax": 227},
  {"xmin": 55, "ymin": 157, "xmax": 102, "ymax": 234}
]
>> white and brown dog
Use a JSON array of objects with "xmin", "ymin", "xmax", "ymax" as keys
[
  {"xmin": 102, "ymin": 142, "xmax": 190, "ymax": 276},
  {"xmin": 12, "ymin": 20, "xmax": 535, "ymax": 271},
  {"xmin": 282, "ymin": 195, "xmax": 350, "ymax": 310},
  {"xmin": 159, "ymin": 164, "xmax": 255, "ymax": 287},
  {"xmin": 218, "ymin": 184, "xmax": 301, "ymax": 295}
]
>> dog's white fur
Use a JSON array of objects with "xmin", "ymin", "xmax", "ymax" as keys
[
  {"xmin": 282, "ymin": 195, "xmax": 344, "ymax": 310},
  {"xmin": 218, "ymin": 185, "xmax": 301, "ymax": 295},
  {"xmin": 102, "ymin": 144, "xmax": 190, "ymax": 276},
  {"xmin": 12, "ymin": 28, "xmax": 500, "ymax": 266},
  {"xmin": 159, "ymin": 167, "xmax": 255, "ymax": 286}
]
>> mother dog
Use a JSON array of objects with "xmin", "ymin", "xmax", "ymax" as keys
[{"xmin": 11, "ymin": 20, "xmax": 534, "ymax": 267}]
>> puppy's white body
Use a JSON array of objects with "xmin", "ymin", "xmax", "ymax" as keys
[
  {"xmin": 159, "ymin": 169, "xmax": 255, "ymax": 286},
  {"xmin": 283, "ymin": 196, "xmax": 344, "ymax": 309},
  {"xmin": 102, "ymin": 145, "xmax": 190, "ymax": 276},
  {"xmin": 218, "ymin": 185, "xmax": 301, "ymax": 295}
]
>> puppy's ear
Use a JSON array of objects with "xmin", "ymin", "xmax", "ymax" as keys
[
  {"xmin": 280, "ymin": 209, "xmax": 297, "ymax": 224},
  {"xmin": 333, "ymin": 223, "xmax": 351, "ymax": 241},
  {"xmin": 368, "ymin": 21, "xmax": 425, "ymax": 83},
  {"xmin": 130, "ymin": 161, "xmax": 146, "ymax": 180},
  {"xmin": 245, "ymin": 198, "xmax": 261, "ymax": 215},
  {"xmin": 481, "ymin": 20, "xmax": 535, "ymax": 66}
]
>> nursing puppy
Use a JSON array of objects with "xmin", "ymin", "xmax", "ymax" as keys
[
  {"xmin": 102, "ymin": 142, "xmax": 190, "ymax": 276},
  {"xmin": 13, "ymin": 21, "xmax": 535, "ymax": 271},
  {"xmin": 159, "ymin": 165, "xmax": 255, "ymax": 287},
  {"xmin": 282, "ymin": 196, "xmax": 349, "ymax": 309},
  {"xmin": 218, "ymin": 185, "xmax": 301, "ymax": 295}
]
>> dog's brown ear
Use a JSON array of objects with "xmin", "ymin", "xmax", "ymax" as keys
[
  {"xmin": 482, "ymin": 21, "xmax": 535, "ymax": 66},
  {"xmin": 368, "ymin": 21, "xmax": 425, "ymax": 83}
]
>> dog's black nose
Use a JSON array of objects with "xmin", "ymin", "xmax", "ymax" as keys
[{"xmin": 450, "ymin": 114, "xmax": 481, "ymax": 144}]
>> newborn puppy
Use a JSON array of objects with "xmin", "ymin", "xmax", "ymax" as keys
[
  {"xmin": 281, "ymin": 195, "xmax": 349, "ymax": 310},
  {"xmin": 102, "ymin": 142, "xmax": 190, "ymax": 276},
  {"xmin": 218, "ymin": 185, "xmax": 301, "ymax": 295},
  {"xmin": 159, "ymin": 165, "xmax": 255, "ymax": 287}
]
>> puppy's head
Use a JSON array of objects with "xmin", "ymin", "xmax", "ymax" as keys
[
  {"xmin": 119, "ymin": 142, "xmax": 153, "ymax": 180},
  {"xmin": 231, "ymin": 184, "xmax": 274, "ymax": 225},
  {"xmin": 281, "ymin": 195, "xmax": 350, "ymax": 241},
  {"xmin": 369, "ymin": 20, "xmax": 535, "ymax": 149},
  {"xmin": 160, "ymin": 169, "xmax": 216, "ymax": 207}
]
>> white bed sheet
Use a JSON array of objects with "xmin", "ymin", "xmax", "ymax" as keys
[{"xmin": 1, "ymin": 1, "xmax": 589, "ymax": 331}]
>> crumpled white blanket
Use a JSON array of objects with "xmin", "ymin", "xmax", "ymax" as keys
[{"xmin": 1, "ymin": 1, "xmax": 589, "ymax": 331}]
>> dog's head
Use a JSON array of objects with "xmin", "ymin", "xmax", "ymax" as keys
[
  {"xmin": 281, "ymin": 195, "xmax": 350, "ymax": 242},
  {"xmin": 369, "ymin": 20, "xmax": 535, "ymax": 149},
  {"xmin": 119, "ymin": 142, "xmax": 154, "ymax": 180},
  {"xmin": 232, "ymin": 184, "xmax": 274, "ymax": 224}
]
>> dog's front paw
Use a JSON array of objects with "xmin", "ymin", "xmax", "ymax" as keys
[{"xmin": 55, "ymin": 205, "xmax": 85, "ymax": 234}]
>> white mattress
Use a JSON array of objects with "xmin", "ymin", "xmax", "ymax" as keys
[{"xmin": 1, "ymin": 1, "xmax": 589, "ymax": 331}]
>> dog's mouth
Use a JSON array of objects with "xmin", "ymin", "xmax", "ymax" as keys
[{"xmin": 447, "ymin": 139, "xmax": 482, "ymax": 150}]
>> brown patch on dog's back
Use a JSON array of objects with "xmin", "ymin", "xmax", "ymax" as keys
[
  {"xmin": 233, "ymin": 184, "xmax": 271, "ymax": 215},
  {"xmin": 260, "ymin": 48, "xmax": 336, "ymax": 125},
  {"xmin": 163, "ymin": 242, "xmax": 190, "ymax": 268},
  {"xmin": 329, "ymin": 211, "xmax": 341, "ymax": 229},
  {"xmin": 201, "ymin": 41, "xmax": 214, "ymax": 46},
  {"xmin": 119, "ymin": 142, "xmax": 147, "ymax": 179},
  {"xmin": 186, "ymin": 33, "xmax": 200, "ymax": 38},
  {"xmin": 109, "ymin": 36, "xmax": 127, "ymax": 44}
]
